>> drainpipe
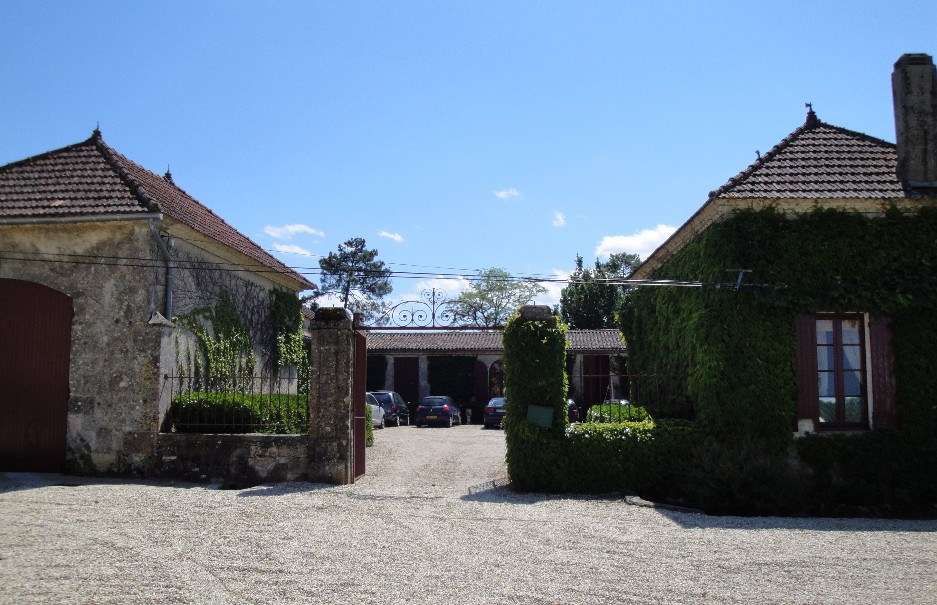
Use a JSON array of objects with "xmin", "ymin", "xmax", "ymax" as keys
[{"xmin": 149, "ymin": 219, "xmax": 173, "ymax": 319}]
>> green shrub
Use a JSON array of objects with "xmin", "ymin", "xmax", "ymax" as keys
[
  {"xmin": 626, "ymin": 419, "xmax": 701, "ymax": 503},
  {"xmin": 586, "ymin": 403, "xmax": 651, "ymax": 423},
  {"xmin": 168, "ymin": 391, "xmax": 308, "ymax": 434},
  {"xmin": 365, "ymin": 403, "xmax": 374, "ymax": 447}
]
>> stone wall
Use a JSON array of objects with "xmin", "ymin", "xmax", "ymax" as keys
[
  {"xmin": 0, "ymin": 220, "xmax": 164, "ymax": 475},
  {"xmin": 153, "ymin": 434, "xmax": 308, "ymax": 486}
]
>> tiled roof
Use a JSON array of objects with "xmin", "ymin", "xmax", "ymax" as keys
[
  {"xmin": 0, "ymin": 130, "xmax": 314, "ymax": 290},
  {"xmin": 630, "ymin": 112, "xmax": 929, "ymax": 280},
  {"xmin": 710, "ymin": 112, "xmax": 904, "ymax": 200},
  {"xmin": 366, "ymin": 329, "xmax": 626, "ymax": 354},
  {"xmin": 566, "ymin": 329, "xmax": 626, "ymax": 351}
]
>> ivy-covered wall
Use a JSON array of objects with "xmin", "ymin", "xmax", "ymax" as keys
[{"xmin": 619, "ymin": 205, "xmax": 937, "ymax": 515}]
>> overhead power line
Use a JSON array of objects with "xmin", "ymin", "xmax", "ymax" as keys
[{"xmin": 0, "ymin": 237, "xmax": 774, "ymax": 290}]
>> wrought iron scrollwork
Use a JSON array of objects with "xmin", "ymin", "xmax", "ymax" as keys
[{"xmin": 372, "ymin": 288, "xmax": 460, "ymax": 329}]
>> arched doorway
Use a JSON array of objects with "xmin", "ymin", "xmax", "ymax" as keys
[
  {"xmin": 488, "ymin": 360, "xmax": 504, "ymax": 398},
  {"xmin": 0, "ymin": 279, "xmax": 73, "ymax": 471}
]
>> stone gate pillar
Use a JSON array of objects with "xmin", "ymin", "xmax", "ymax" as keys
[{"xmin": 307, "ymin": 307, "xmax": 355, "ymax": 484}]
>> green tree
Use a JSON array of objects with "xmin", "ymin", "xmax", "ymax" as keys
[
  {"xmin": 450, "ymin": 267, "xmax": 547, "ymax": 328},
  {"xmin": 559, "ymin": 252, "xmax": 641, "ymax": 329},
  {"xmin": 316, "ymin": 237, "xmax": 392, "ymax": 323}
]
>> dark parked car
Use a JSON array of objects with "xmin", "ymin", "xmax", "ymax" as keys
[
  {"xmin": 368, "ymin": 390, "xmax": 410, "ymax": 426},
  {"xmin": 483, "ymin": 397, "xmax": 507, "ymax": 428},
  {"xmin": 415, "ymin": 395, "xmax": 461, "ymax": 427},
  {"xmin": 567, "ymin": 399, "xmax": 580, "ymax": 423}
]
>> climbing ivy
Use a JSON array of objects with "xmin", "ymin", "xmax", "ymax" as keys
[
  {"xmin": 174, "ymin": 289, "xmax": 256, "ymax": 390},
  {"xmin": 618, "ymin": 205, "xmax": 937, "ymax": 514},
  {"xmin": 269, "ymin": 289, "xmax": 305, "ymax": 371}
]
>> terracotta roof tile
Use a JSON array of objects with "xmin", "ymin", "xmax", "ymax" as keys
[
  {"xmin": 0, "ymin": 131, "xmax": 314, "ymax": 290},
  {"xmin": 711, "ymin": 117, "xmax": 905, "ymax": 200},
  {"xmin": 566, "ymin": 329, "xmax": 626, "ymax": 351},
  {"xmin": 366, "ymin": 329, "xmax": 626, "ymax": 354}
]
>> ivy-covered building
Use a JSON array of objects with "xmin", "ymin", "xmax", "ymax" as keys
[
  {"xmin": 621, "ymin": 54, "xmax": 937, "ymax": 513},
  {"xmin": 0, "ymin": 130, "xmax": 314, "ymax": 475}
]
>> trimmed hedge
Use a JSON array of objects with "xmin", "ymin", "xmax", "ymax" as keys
[
  {"xmin": 167, "ymin": 392, "xmax": 308, "ymax": 434},
  {"xmin": 586, "ymin": 403, "xmax": 650, "ymax": 423},
  {"xmin": 796, "ymin": 430, "xmax": 937, "ymax": 517},
  {"xmin": 502, "ymin": 308, "xmax": 568, "ymax": 490}
]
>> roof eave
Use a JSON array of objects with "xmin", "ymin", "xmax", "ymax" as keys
[{"xmin": 0, "ymin": 211, "xmax": 164, "ymax": 226}]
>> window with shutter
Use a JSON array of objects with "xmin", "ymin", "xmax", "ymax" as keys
[{"xmin": 796, "ymin": 313, "xmax": 872, "ymax": 431}]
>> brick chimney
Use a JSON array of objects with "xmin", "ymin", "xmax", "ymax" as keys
[{"xmin": 892, "ymin": 53, "xmax": 937, "ymax": 189}]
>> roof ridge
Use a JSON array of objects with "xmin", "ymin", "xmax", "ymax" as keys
[
  {"xmin": 90, "ymin": 130, "xmax": 162, "ymax": 213},
  {"xmin": 0, "ymin": 132, "xmax": 103, "ymax": 174},
  {"xmin": 708, "ymin": 117, "xmax": 897, "ymax": 199}
]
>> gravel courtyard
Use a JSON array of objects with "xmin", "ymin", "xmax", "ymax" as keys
[{"xmin": 1, "ymin": 424, "xmax": 935, "ymax": 605}]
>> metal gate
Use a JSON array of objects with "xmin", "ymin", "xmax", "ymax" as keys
[
  {"xmin": 353, "ymin": 329, "xmax": 367, "ymax": 480},
  {"xmin": 0, "ymin": 279, "xmax": 73, "ymax": 471}
]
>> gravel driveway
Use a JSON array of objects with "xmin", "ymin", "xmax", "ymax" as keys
[{"xmin": 1, "ymin": 424, "xmax": 935, "ymax": 605}]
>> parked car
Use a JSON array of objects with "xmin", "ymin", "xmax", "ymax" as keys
[
  {"xmin": 567, "ymin": 399, "xmax": 580, "ymax": 423},
  {"xmin": 366, "ymin": 392, "xmax": 385, "ymax": 429},
  {"xmin": 368, "ymin": 390, "xmax": 410, "ymax": 426},
  {"xmin": 414, "ymin": 395, "xmax": 461, "ymax": 427},
  {"xmin": 483, "ymin": 397, "xmax": 507, "ymax": 428}
]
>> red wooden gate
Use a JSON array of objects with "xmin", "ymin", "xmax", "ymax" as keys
[
  {"xmin": 0, "ymin": 279, "xmax": 73, "ymax": 471},
  {"xmin": 353, "ymin": 329, "xmax": 367, "ymax": 480}
]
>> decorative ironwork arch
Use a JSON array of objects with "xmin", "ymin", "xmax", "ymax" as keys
[{"xmin": 362, "ymin": 288, "xmax": 486, "ymax": 331}]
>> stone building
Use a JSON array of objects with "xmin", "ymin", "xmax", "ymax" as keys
[
  {"xmin": 365, "ymin": 329, "xmax": 628, "ymax": 420},
  {"xmin": 0, "ymin": 130, "xmax": 313, "ymax": 474}
]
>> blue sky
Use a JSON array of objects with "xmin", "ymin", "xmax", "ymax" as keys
[{"xmin": 3, "ymin": 1, "xmax": 936, "ymax": 308}]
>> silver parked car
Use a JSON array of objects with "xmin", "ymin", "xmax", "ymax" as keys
[{"xmin": 367, "ymin": 392, "xmax": 385, "ymax": 429}]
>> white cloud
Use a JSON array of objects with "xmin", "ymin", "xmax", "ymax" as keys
[
  {"xmin": 595, "ymin": 224, "xmax": 678, "ymax": 260},
  {"xmin": 379, "ymin": 230, "xmax": 404, "ymax": 244},
  {"xmin": 313, "ymin": 291, "xmax": 345, "ymax": 308},
  {"xmin": 533, "ymin": 270, "xmax": 568, "ymax": 309},
  {"xmin": 272, "ymin": 243, "xmax": 312, "ymax": 256},
  {"xmin": 264, "ymin": 224, "xmax": 325, "ymax": 239},
  {"xmin": 493, "ymin": 187, "xmax": 521, "ymax": 200},
  {"xmin": 552, "ymin": 211, "xmax": 566, "ymax": 227}
]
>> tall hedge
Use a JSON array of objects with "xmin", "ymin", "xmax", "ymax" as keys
[{"xmin": 502, "ymin": 306, "xmax": 568, "ymax": 490}]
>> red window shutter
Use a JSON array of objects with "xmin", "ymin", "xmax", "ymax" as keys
[
  {"xmin": 794, "ymin": 314, "xmax": 818, "ymax": 427},
  {"xmin": 868, "ymin": 316, "xmax": 897, "ymax": 429}
]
